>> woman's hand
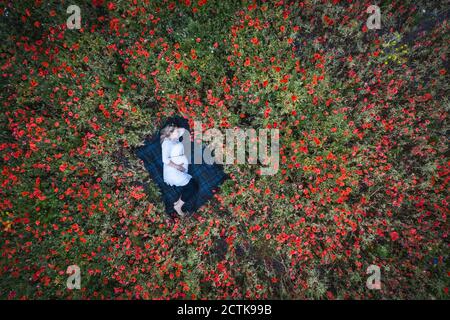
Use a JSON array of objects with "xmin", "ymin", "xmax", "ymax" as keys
[{"xmin": 169, "ymin": 160, "xmax": 186, "ymax": 172}]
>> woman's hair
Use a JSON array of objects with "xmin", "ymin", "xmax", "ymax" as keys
[{"xmin": 160, "ymin": 124, "xmax": 177, "ymax": 144}]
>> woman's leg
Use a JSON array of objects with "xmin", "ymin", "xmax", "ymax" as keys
[
  {"xmin": 173, "ymin": 179, "xmax": 193, "ymax": 217},
  {"xmin": 174, "ymin": 178, "xmax": 198, "ymax": 217},
  {"xmin": 180, "ymin": 179, "xmax": 198, "ymax": 214},
  {"xmin": 179, "ymin": 179, "xmax": 195, "ymax": 201}
]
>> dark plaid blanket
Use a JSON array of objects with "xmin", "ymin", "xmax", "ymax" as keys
[{"xmin": 135, "ymin": 117, "xmax": 228, "ymax": 218}]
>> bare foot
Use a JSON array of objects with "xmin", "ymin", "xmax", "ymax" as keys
[{"xmin": 174, "ymin": 199, "xmax": 186, "ymax": 217}]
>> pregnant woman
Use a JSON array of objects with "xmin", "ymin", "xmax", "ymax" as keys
[{"xmin": 160, "ymin": 124, "xmax": 198, "ymax": 217}]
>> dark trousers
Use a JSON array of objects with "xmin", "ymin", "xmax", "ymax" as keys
[{"xmin": 179, "ymin": 178, "xmax": 198, "ymax": 213}]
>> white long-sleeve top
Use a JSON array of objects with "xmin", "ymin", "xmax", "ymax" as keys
[{"xmin": 161, "ymin": 138, "xmax": 192, "ymax": 187}]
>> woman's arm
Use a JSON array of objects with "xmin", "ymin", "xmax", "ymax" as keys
[
  {"xmin": 162, "ymin": 141, "xmax": 186, "ymax": 172},
  {"xmin": 168, "ymin": 160, "xmax": 186, "ymax": 172},
  {"xmin": 161, "ymin": 140, "xmax": 171, "ymax": 164}
]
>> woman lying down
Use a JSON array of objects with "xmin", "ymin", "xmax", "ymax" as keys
[{"xmin": 160, "ymin": 123, "xmax": 198, "ymax": 217}]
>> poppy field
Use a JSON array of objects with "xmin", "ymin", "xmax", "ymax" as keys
[{"xmin": 0, "ymin": 0, "xmax": 448, "ymax": 299}]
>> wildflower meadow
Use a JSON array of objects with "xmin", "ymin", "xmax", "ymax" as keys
[{"xmin": 0, "ymin": 0, "xmax": 448, "ymax": 300}]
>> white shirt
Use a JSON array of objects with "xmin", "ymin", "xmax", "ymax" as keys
[{"xmin": 161, "ymin": 138, "xmax": 192, "ymax": 187}]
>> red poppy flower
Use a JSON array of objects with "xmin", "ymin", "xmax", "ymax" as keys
[{"xmin": 390, "ymin": 231, "xmax": 399, "ymax": 241}]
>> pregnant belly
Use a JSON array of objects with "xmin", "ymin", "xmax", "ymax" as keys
[
  {"xmin": 171, "ymin": 156, "xmax": 188, "ymax": 169},
  {"xmin": 164, "ymin": 164, "xmax": 191, "ymax": 186}
]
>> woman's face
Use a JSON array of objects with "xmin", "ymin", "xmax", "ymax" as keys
[{"xmin": 169, "ymin": 127, "xmax": 185, "ymax": 140}]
